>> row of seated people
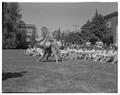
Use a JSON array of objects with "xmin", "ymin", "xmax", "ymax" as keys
[
  {"xmin": 61, "ymin": 46, "xmax": 117, "ymax": 64},
  {"xmin": 25, "ymin": 43, "xmax": 117, "ymax": 64},
  {"xmin": 25, "ymin": 45, "xmax": 44, "ymax": 56}
]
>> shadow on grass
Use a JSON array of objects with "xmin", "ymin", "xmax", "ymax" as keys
[
  {"xmin": 40, "ymin": 59, "xmax": 62, "ymax": 62},
  {"xmin": 2, "ymin": 71, "xmax": 27, "ymax": 81}
]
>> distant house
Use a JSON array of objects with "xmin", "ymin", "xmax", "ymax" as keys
[
  {"xmin": 19, "ymin": 24, "xmax": 36, "ymax": 45},
  {"xmin": 104, "ymin": 11, "xmax": 118, "ymax": 46}
]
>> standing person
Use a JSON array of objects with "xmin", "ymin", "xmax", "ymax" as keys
[
  {"xmin": 51, "ymin": 39, "xmax": 63, "ymax": 62},
  {"xmin": 36, "ymin": 33, "xmax": 63, "ymax": 63},
  {"xmin": 36, "ymin": 33, "xmax": 52, "ymax": 61}
]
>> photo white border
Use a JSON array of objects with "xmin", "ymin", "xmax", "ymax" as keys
[{"xmin": 0, "ymin": 0, "xmax": 119, "ymax": 95}]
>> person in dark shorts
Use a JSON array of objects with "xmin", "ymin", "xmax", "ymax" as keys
[
  {"xmin": 37, "ymin": 41, "xmax": 52, "ymax": 61},
  {"xmin": 43, "ymin": 45, "xmax": 52, "ymax": 60}
]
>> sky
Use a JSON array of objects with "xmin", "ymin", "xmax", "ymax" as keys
[{"xmin": 20, "ymin": 2, "xmax": 117, "ymax": 35}]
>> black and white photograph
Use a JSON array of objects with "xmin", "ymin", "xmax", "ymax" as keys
[{"xmin": 2, "ymin": 1, "xmax": 118, "ymax": 93}]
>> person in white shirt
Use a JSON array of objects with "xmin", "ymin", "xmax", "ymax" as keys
[
  {"xmin": 86, "ymin": 40, "xmax": 91, "ymax": 46},
  {"xmin": 96, "ymin": 39, "xmax": 103, "ymax": 48},
  {"xmin": 25, "ymin": 45, "xmax": 33, "ymax": 55},
  {"xmin": 37, "ymin": 48, "xmax": 44, "ymax": 56}
]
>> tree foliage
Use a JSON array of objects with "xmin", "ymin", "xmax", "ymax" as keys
[
  {"xmin": 81, "ymin": 10, "xmax": 112, "ymax": 45},
  {"xmin": 16, "ymin": 21, "xmax": 27, "ymax": 49},
  {"xmin": 41, "ymin": 26, "xmax": 49, "ymax": 38},
  {"xmin": 52, "ymin": 27, "xmax": 61, "ymax": 41},
  {"xmin": 61, "ymin": 32, "xmax": 85, "ymax": 45},
  {"xmin": 2, "ymin": 2, "xmax": 23, "ymax": 49}
]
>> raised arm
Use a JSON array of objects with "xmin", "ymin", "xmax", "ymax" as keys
[
  {"xmin": 44, "ymin": 33, "xmax": 49, "ymax": 43},
  {"xmin": 40, "ymin": 33, "xmax": 49, "ymax": 46}
]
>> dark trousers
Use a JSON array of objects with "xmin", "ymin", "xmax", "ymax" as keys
[{"xmin": 38, "ymin": 45, "xmax": 52, "ymax": 61}]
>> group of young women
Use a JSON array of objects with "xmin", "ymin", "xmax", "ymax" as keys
[{"xmin": 61, "ymin": 46, "xmax": 117, "ymax": 64}]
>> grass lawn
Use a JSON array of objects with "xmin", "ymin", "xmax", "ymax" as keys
[{"xmin": 2, "ymin": 49, "xmax": 117, "ymax": 93}]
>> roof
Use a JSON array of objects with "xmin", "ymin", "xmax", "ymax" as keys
[
  {"xmin": 104, "ymin": 11, "xmax": 118, "ymax": 20},
  {"xmin": 19, "ymin": 24, "xmax": 36, "ymax": 28}
]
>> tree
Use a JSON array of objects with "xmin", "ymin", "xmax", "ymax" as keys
[
  {"xmin": 16, "ymin": 21, "xmax": 27, "ymax": 49},
  {"xmin": 81, "ymin": 19, "xmax": 97, "ymax": 42},
  {"xmin": 91, "ymin": 10, "xmax": 112, "ymax": 44},
  {"xmin": 62, "ymin": 32, "xmax": 84, "ymax": 45},
  {"xmin": 2, "ymin": 2, "xmax": 22, "ymax": 49},
  {"xmin": 81, "ymin": 9, "xmax": 112, "ymax": 45},
  {"xmin": 52, "ymin": 27, "xmax": 61, "ymax": 41},
  {"xmin": 41, "ymin": 26, "xmax": 49, "ymax": 38}
]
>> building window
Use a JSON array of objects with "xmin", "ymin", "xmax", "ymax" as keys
[
  {"xmin": 106, "ymin": 21, "xmax": 111, "ymax": 28},
  {"xmin": 26, "ymin": 29, "xmax": 32, "ymax": 36}
]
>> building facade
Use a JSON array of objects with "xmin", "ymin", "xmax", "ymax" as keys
[
  {"xmin": 104, "ymin": 11, "xmax": 118, "ymax": 46},
  {"xmin": 19, "ymin": 24, "xmax": 36, "ymax": 44}
]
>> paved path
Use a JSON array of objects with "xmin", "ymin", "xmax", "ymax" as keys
[{"xmin": 2, "ymin": 50, "xmax": 117, "ymax": 93}]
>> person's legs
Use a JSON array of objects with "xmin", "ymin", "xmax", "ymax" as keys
[
  {"xmin": 37, "ymin": 49, "xmax": 47, "ymax": 61},
  {"xmin": 57, "ymin": 50, "xmax": 62, "ymax": 61},
  {"xmin": 42, "ymin": 45, "xmax": 52, "ymax": 61},
  {"xmin": 46, "ymin": 51, "xmax": 52, "ymax": 60},
  {"xmin": 51, "ymin": 45, "xmax": 59, "ymax": 63},
  {"xmin": 53, "ymin": 45, "xmax": 62, "ymax": 61},
  {"xmin": 53, "ymin": 51, "xmax": 58, "ymax": 63}
]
